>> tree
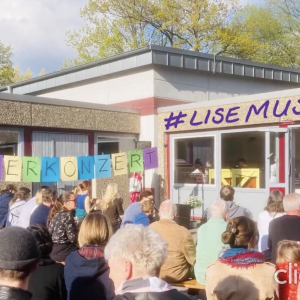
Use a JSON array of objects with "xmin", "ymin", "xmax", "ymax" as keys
[
  {"xmin": 0, "ymin": 41, "xmax": 14, "ymax": 86},
  {"xmin": 64, "ymin": 0, "xmax": 240, "ymax": 67},
  {"xmin": 13, "ymin": 65, "xmax": 33, "ymax": 82}
]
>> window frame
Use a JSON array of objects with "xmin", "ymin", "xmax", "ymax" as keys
[{"xmin": 0, "ymin": 127, "xmax": 24, "ymax": 157}]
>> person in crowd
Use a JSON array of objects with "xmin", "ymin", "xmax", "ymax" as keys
[
  {"xmin": 96, "ymin": 183, "xmax": 124, "ymax": 233},
  {"xmin": 19, "ymin": 186, "xmax": 49, "ymax": 228},
  {"xmin": 74, "ymin": 181, "xmax": 91, "ymax": 222},
  {"xmin": 203, "ymin": 186, "xmax": 252, "ymax": 221},
  {"xmin": 121, "ymin": 190, "xmax": 154, "ymax": 227},
  {"xmin": 193, "ymin": 158, "xmax": 207, "ymax": 184},
  {"xmin": 206, "ymin": 216, "xmax": 278, "ymax": 300},
  {"xmin": 133, "ymin": 199, "xmax": 154, "ymax": 226},
  {"xmin": 7, "ymin": 187, "xmax": 31, "ymax": 226},
  {"xmin": 275, "ymin": 240, "xmax": 300, "ymax": 300},
  {"xmin": 0, "ymin": 226, "xmax": 40, "ymax": 300},
  {"xmin": 48, "ymin": 192, "xmax": 78, "ymax": 262},
  {"xmin": 104, "ymin": 224, "xmax": 197, "ymax": 300},
  {"xmin": 64, "ymin": 212, "xmax": 114, "ymax": 300},
  {"xmin": 0, "ymin": 184, "xmax": 16, "ymax": 229},
  {"xmin": 257, "ymin": 190, "xmax": 285, "ymax": 252},
  {"xmin": 194, "ymin": 200, "xmax": 228, "ymax": 288},
  {"xmin": 27, "ymin": 225, "xmax": 67, "ymax": 300},
  {"xmin": 268, "ymin": 193, "xmax": 300, "ymax": 264},
  {"xmin": 149, "ymin": 200, "xmax": 196, "ymax": 283},
  {"xmin": 30, "ymin": 189, "xmax": 57, "ymax": 227},
  {"xmin": 237, "ymin": 158, "xmax": 247, "ymax": 168}
]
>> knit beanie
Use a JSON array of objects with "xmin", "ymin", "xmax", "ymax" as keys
[
  {"xmin": 0, "ymin": 227, "xmax": 40, "ymax": 270},
  {"xmin": 133, "ymin": 212, "xmax": 150, "ymax": 227}
]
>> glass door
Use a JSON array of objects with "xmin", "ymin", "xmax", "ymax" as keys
[{"xmin": 288, "ymin": 126, "xmax": 300, "ymax": 193}]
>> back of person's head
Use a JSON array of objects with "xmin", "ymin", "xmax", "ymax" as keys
[
  {"xmin": 27, "ymin": 225, "xmax": 53, "ymax": 258},
  {"xmin": 42, "ymin": 188, "xmax": 57, "ymax": 204},
  {"xmin": 0, "ymin": 227, "xmax": 40, "ymax": 281},
  {"xmin": 276, "ymin": 240, "xmax": 300, "ymax": 264},
  {"xmin": 220, "ymin": 185, "xmax": 235, "ymax": 201},
  {"xmin": 159, "ymin": 200, "xmax": 177, "ymax": 221},
  {"xmin": 47, "ymin": 191, "xmax": 75, "ymax": 226},
  {"xmin": 5, "ymin": 184, "xmax": 17, "ymax": 193},
  {"xmin": 209, "ymin": 199, "xmax": 228, "ymax": 218},
  {"xmin": 137, "ymin": 190, "xmax": 153, "ymax": 203},
  {"xmin": 283, "ymin": 193, "xmax": 300, "ymax": 212},
  {"xmin": 79, "ymin": 180, "xmax": 90, "ymax": 192},
  {"xmin": 98, "ymin": 183, "xmax": 120, "ymax": 212},
  {"xmin": 265, "ymin": 189, "xmax": 284, "ymax": 215},
  {"xmin": 142, "ymin": 200, "xmax": 154, "ymax": 214},
  {"xmin": 104, "ymin": 225, "xmax": 167, "ymax": 277},
  {"xmin": 78, "ymin": 212, "xmax": 112, "ymax": 248},
  {"xmin": 35, "ymin": 186, "xmax": 49, "ymax": 205},
  {"xmin": 9, "ymin": 187, "xmax": 31, "ymax": 206},
  {"xmin": 238, "ymin": 158, "xmax": 246, "ymax": 164},
  {"xmin": 222, "ymin": 216, "xmax": 257, "ymax": 249}
]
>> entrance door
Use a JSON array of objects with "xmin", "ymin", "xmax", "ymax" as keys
[{"xmin": 289, "ymin": 126, "xmax": 300, "ymax": 193}]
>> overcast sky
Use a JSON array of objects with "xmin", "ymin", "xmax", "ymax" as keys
[{"xmin": 0, "ymin": 0, "xmax": 261, "ymax": 77}]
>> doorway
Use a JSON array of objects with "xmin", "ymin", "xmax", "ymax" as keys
[{"xmin": 289, "ymin": 127, "xmax": 300, "ymax": 193}]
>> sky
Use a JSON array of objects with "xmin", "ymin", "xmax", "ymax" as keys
[{"xmin": 0, "ymin": 0, "xmax": 262, "ymax": 77}]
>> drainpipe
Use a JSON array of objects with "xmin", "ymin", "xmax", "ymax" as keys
[{"xmin": 6, "ymin": 86, "xmax": 12, "ymax": 93}]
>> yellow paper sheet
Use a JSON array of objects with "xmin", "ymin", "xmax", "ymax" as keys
[
  {"xmin": 60, "ymin": 157, "xmax": 78, "ymax": 181},
  {"xmin": 111, "ymin": 153, "xmax": 128, "ymax": 176},
  {"xmin": 3, "ymin": 156, "xmax": 22, "ymax": 182}
]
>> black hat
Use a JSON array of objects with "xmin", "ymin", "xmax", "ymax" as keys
[{"xmin": 0, "ymin": 227, "xmax": 40, "ymax": 270}]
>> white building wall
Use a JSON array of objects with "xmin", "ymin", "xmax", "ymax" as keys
[
  {"xmin": 154, "ymin": 67, "xmax": 300, "ymax": 102},
  {"xmin": 38, "ymin": 69, "xmax": 155, "ymax": 104}
]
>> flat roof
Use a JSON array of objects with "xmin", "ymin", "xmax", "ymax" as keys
[
  {"xmin": 0, "ymin": 92, "xmax": 140, "ymax": 114},
  {"xmin": 157, "ymin": 87, "xmax": 300, "ymax": 113},
  {"xmin": 1, "ymin": 44, "xmax": 300, "ymax": 94}
]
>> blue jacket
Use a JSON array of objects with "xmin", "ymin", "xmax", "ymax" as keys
[
  {"xmin": 64, "ymin": 247, "xmax": 114, "ymax": 300},
  {"xmin": 0, "ymin": 192, "xmax": 14, "ymax": 228}
]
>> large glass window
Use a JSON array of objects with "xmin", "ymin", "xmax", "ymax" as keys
[
  {"xmin": 0, "ymin": 131, "xmax": 18, "ymax": 156},
  {"xmin": 221, "ymin": 132, "xmax": 265, "ymax": 188},
  {"xmin": 174, "ymin": 136, "xmax": 215, "ymax": 185}
]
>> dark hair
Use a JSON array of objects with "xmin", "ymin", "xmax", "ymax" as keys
[
  {"xmin": 222, "ymin": 216, "xmax": 257, "ymax": 248},
  {"xmin": 195, "ymin": 159, "xmax": 203, "ymax": 165},
  {"xmin": 47, "ymin": 192, "xmax": 75, "ymax": 226},
  {"xmin": 27, "ymin": 225, "xmax": 53, "ymax": 258},
  {"xmin": 220, "ymin": 185, "xmax": 235, "ymax": 201},
  {"xmin": 9, "ymin": 187, "xmax": 31, "ymax": 206},
  {"xmin": 238, "ymin": 158, "xmax": 246, "ymax": 163},
  {"xmin": 0, "ymin": 184, "xmax": 17, "ymax": 195},
  {"xmin": 42, "ymin": 188, "xmax": 57, "ymax": 203},
  {"xmin": 137, "ymin": 190, "xmax": 153, "ymax": 202},
  {"xmin": 40, "ymin": 185, "xmax": 49, "ymax": 189},
  {"xmin": 265, "ymin": 189, "xmax": 284, "ymax": 215}
]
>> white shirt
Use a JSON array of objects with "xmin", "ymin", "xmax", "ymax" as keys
[
  {"xmin": 257, "ymin": 210, "xmax": 285, "ymax": 252},
  {"xmin": 18, "ymin": 197, "xmax": 36, "ymax": 228}
]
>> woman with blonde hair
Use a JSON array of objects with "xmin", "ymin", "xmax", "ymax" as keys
[
  {"xmin": 7, "ymin": 187, "xmax": 31, "ymax": 226},
  {"xmin": 74, "ymin": 181, "xmax": 91, "ymax": 221},
  {"xmin": 48, "ymin": 192, "xmax": 78, "ymax": 262},
  {"xmin": 206, "ymin": 216, "xmax": 278, "ymax": 300},
  {"xmin": 257, "ymin": 189, "xmax": 285, "ymax": 252},
  {"xmin": 64, "ymin": 212, "xmax": 114, "ymax": 300},
  {"xmin": 96, "ymin": 183, "xmax": 124, "ymax": 233},
  {"xmin": 276, "ymin": 240, "xmax": 300, "ymax": 300}
]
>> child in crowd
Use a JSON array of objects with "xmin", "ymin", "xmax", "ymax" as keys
[
  {"xmin": 133, "ymin": 200, "xmax": 154, "ymax": 226},
  {"xmin": 276, "ymin": 240, "xmax": 300, "ymax": 300}
]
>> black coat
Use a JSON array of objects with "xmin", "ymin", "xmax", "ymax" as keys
[
  {"xmin": 0, "ymin": 192, "xmax": 14, "ymax": 228},
  {"xmin": 28, "ymin": 258, "xmax": 67, "ymax": 300},
  {"xmin": 0, "ymin": 286, "xmax": 31, "ymax": 300},
  {"xmin": 114, "ymin": 290, "xmax": 197, "ymax": 300}
]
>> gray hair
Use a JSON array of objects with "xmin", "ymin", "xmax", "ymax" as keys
[
  {"xmin": 283, "ymin": 193, "xmax": 300, "ymax": 212},
  {"xmin": 159, "ymin": 200, "xmax": 177, "ymax": 220},
  {"xmin": 104, "ymin": 225, "xmax": 168, "ymax": 276},
  {"xmin": 209, "ymin": 199, "xmax": 228, "ymax": 218}
]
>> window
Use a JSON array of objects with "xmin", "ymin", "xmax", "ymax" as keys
[
  {"xmin": 174, "ymin": 136, "xmax": 215, "ymax": 185},
  {"xmin": 97, "ymin": 138, "xmax": 119, "ymax": 155},
  {"xmin": 0, "ymin": 131, "xmax": 18, "ymax": 156},
  {"xmin": 221, "ymin": 132, "xmax": 265, "ymax": 188}
]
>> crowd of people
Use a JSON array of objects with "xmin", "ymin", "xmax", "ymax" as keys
[{"xmin": 0, "ymin": 181, "xmax": 300, "ymax": 300}]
